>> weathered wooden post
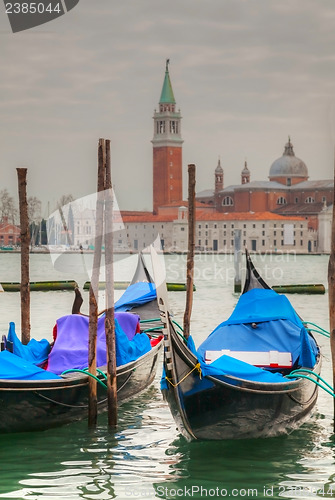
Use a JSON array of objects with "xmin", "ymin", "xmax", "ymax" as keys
[
  {"xmin": 234, "ymin": 229, "xmax": 242, "ymax": 294},
  {"xmin": 88, "ymin": 139, "xmax": 105, "ymax": 427},
  {"xmin": 104, "ymin": 139, "xmax": 118, "ymax": 428},
  {"xmin": 17, "ymin": 168, "xmax": 30, "ymax": 344},
  {"xmin": 328, "ymin": 150, "xmax": 335, "ymax": 432},
  {"xmin": 183, "ymin": 164, "xmax": 196, "ymax": 339}
]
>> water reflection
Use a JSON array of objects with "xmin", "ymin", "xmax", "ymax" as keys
[
  {"xmin": 0, "ymin": 386, "xmax": 180, "ymax": 499},
  {"xmin": 0, "ymin": 253, "xmax": 334, "ymax": 499},
  {"xmin": 1, "ymin": 382, "xmax": 333, "ymax": 498},
  {"xmin": 154, "ymin": 414, "xmax": 335, "ymax": 500}
]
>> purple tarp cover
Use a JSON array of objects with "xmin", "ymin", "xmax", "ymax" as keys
[{"xmin": 47, "ymin": 312, "xmax": 147, "ymax": 375}]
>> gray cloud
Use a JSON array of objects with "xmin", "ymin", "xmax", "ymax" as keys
[{"xmin": 0, "ymin": 0, "xmax": 335, "ymax": 214}]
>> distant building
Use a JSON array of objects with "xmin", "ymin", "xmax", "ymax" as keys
[
  {"xmin": 119, "ymin": 209, "xmax": 316, "ymax": 254},
  {"xmin": 197, "ymin": 138, "xmax": 333, "ymax": 232},
  {"xmin": 0, "ymin": 216, "xmax": 20, "ymax": 247},
  {"xmin": 49, "ymin": 201, "xmax": 318, "ymax": 254}
]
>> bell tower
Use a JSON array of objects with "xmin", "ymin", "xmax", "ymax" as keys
[
  {"xmin": 152, "ymin": 60, "xmax": 183, "ymax": 214},
  {"xmin": 241, "ymin": 160, "xmax": 250, "ymax": 184},
  {"xmin": 215, "ymin": 158, "xmax": 224, "ymax": 193}
]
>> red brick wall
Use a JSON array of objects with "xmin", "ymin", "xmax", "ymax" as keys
[
  {"xmin": 234, "ymin": 191, "xmax": 250, "ymax": 212},
  {"xmin": 250, "ymin": 191, "xmax": 268, "ymax": 212},
  {"xmin": 0, "ymin": 221, "xmax": 20, "ymax": 246},
  {"xmin": 268, "ymin": 176, "xmax": 308, "ymax": 185},
  {"xmin": 153, "ymin": 146, "xmax": 182, "ymax": 213},
  {"xmin": 307, "ymin": 215, "xmax": 318, "ymax": 230}
]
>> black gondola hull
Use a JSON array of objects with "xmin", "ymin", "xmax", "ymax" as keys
[
  {"xmin": 162, "ymin": 330, "xmax": 320, "ymax": 441},
  {"xmin": 0, "ymin": 341, "xmax": 162, "ymax": 433},
  {"xmin": 157, "ymin": 249, "xmax": 322, "ymax": 441}
]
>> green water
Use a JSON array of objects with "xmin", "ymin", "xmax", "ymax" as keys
[{"xmin": 0, "ymin": 253, "xmax": 334, "ymax": 499}]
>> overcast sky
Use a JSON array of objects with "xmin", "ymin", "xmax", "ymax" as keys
[{"xmin": 1, "ymin": 0, "xmax": 335, "ymax": 216}]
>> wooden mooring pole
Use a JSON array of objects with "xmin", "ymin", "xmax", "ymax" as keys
[
  {"xmin": 104, "ymin": 139, "xmax": 118, "ymax": 428},
  {"xmin": 234, "ymin": 230, "xmax": 242, "ymax": 294},
  {"xmin": 183, "ymin": 164, "xmax": 196, "ymax": 339},
  {"xmin": 17, "ymin": 168, "xmax": 30, "ymax": 344},
  {"xmin": 88, "ymin": 139, "xmax": 105, "ymax": 427},
  {"xmin": 328, "ymin": 150, "xmax": 335, "ymax": 433}
]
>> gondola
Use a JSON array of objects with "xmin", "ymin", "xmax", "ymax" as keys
[
  {"xmin": 0, "ymin": 253, "xmax": 163, "ymax": 433},
  {"xmin": 114, "ymin": 252, "xmax": 159, "ymax": 321},
  {"xmin": 155, "ymin": 249, "xmax": 321, "ymax": 440}
]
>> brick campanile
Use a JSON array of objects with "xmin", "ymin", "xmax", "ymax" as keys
[{"xmin": 152, "ymin": 60, "xmax": 183, "ymax": 214}]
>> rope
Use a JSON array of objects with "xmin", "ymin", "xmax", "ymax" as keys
[
  {"xmin": 171, "ymin": 320, "xmax": 184, "ymax": 332},
  {"xmin": 289, "ymin": 369, "xmax": 334, "ymax": 392},
  {"xmin": 285, "ymin": 369, "xmax": 335, "ymax": 398},
  {"xmin": 140, "ymin": 317, "xmax": 187, "ymax": 341},
  {"xmin": 142, "ymin": 326, "xmax": 164, "ymax": 334},
  {"xmin": 303, "ymin": 322, "xmax": 330, "ymax": 338},
  {"xmin": 96, "ymin": 368, "xmax": 108, "ymax": 380},
  {"xmin": 304, "ymin": 328, "xmax": 330, "ymax": 339},
  {"xmin": 61, "ymin": 368, "xmax": 108, "ymax": 390},
  {"xmin": 165, "ymin": 362, "xmax": 202, "ymax": 387},
  {"xmin": 35, "ymin": 392, "xmax": 92, "ymax": 408},
  {"xmin": 171, "ymin": 320, "xmax": 188, "ymax": 342},
  {"xmin": 140, "ymin": 318, "xmax": 161, "ymax": 324}
]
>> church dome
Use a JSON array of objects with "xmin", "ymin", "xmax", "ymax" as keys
[{"xmin": 269, "ymin": 138, "xmax": 308, "ymax": 179}]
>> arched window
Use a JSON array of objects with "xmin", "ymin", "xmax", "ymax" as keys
[
  {"xmin": 222, "ymin": 196, "xmax": 234, "ymax": 206},
  {"xmin": 305, "ymin": 197, "xmax": 315, "ymax": 204},
  {"xmin": 277, "ymin": 197, "xmax": 287, "ymax": 205}
]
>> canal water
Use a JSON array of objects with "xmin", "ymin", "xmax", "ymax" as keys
[{"xmin": 0, "ymin": 252, "xmax": 334, "ymax": 500}]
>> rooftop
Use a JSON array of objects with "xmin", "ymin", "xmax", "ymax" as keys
[
  {"xmin": 290, "ymin": 179, "xmax": 333, "ymax": 190},
  {"xmin": 217, "ymin": 178, "xmax": 334, "ymax": 195},
  {"xmin": 219, "ymin": 180, "xmax": 288, "ymax": 193},
  {"xmin": 120, "ymin": 210, "xmax": 305, "ymax": 223},
  {"xmin": 195, "ymin": 211, "xmax": 305, "ymax": 222},
  {"xmin": 273, "ymin": 202, "xmax": 327, "ymax": 216},
  {"xmin": 196, "ymin": 189, "xmax": 215, "ymax": 198}
]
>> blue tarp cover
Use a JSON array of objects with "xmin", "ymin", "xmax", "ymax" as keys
[
  {"xmin": 7, "ymin": 322, "xmax": 51, "ymax": 365},
  {"xmin": 0, "ymin": 350, "xmax": 61, "ymax": 380},
  {"xmin": 114, "ymin": 282, "xmax": 156, "ymax": 312},
  {"xmin": 193, "ymin": 289, "xmax": 318, "ymax": 383},
  {"xmin": 161, "ymin": 290, "xmax": 319, "ymax": 389},
  {"xmin": 217, "ymin": 288, "xmax": 304, "ymax": 327}
]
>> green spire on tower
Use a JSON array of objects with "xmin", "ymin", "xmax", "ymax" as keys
[{"xmin": 159, "ymin": 59, "xmax": 176, "ymax": 104}]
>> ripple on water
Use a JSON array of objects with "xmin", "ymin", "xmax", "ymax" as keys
[{"xmin": 0, "ymin": 254, "xmax": 334, "ymax": 499}]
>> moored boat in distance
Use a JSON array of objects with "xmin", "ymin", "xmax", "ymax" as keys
[
  {"xmin": 1, "ymin": 280, "xmax": 78, "ymax": 292},
  {"xmin": 272, "ymin": 283, "xmax": 325, "ymax": 294},
  {"xmin": 156, "ymin": 249, "xmax": 321, "ymax": 440},
  {"xmin": 83, "ymin": 280, "xmax": 195, "ymax": 292}
]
